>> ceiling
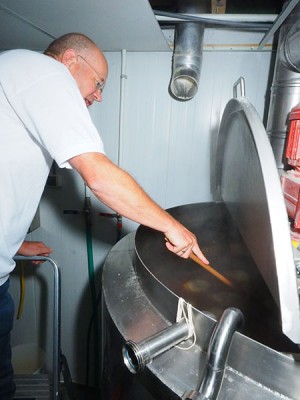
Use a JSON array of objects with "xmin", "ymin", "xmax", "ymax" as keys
[
  {"xmin": 0, "ymin": 0, "xmax": 170, "ymax": 52},
  {"xmin": 0, "ymin": 0, "xmax": 287, "ymax": 52}
]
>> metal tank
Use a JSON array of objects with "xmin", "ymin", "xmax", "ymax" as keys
[{"xmin": 101, "ymin": 89, "xmax": 300, "ymax": 399}]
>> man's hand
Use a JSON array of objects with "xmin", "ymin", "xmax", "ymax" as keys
[
  {"xmin": 17, "ymin": 241, "xmax": 53, "ymax": 264},
  {"xmin": 164, "ymin": 221, "xmax": 209, "ymax": 264}
]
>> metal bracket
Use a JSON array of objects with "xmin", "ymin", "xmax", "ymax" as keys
[{"xmin": 258, "ymin": 0, "xmax": 300, "ymax": 50}]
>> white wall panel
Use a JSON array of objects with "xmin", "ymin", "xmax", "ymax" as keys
[
  {"xmin": 121, "ymin": 53, "xmax": 172, "ymax": 200},
  {"xmin": 10, "ymin": 47, "xmax": 273, "ymax": 384},
  {"xmin": 89, "ymin": 52, "xmax": 121, "ymax": 164},
  {"xmin": 120, "ymin": 50, "xmax": 272, "ymax": 210}
]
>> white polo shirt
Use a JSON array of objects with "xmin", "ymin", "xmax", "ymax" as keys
[{"xmin": 0, "ymin": 49, "xmax": 105, "ymax": 285}]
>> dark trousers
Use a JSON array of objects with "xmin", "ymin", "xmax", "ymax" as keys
[{"xmin": 0, "ymin": 280, "xmax": 15, "ymax": 400}]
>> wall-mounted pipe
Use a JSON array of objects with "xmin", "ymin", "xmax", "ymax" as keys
[
  {"xmin": 266, "ymin": 1, "xmax": 300, "ymax": 170},
  {"xmin": 169, "ymin": 1, "xmax": 210, "ymax": 101},
  {"xmin": 182, "ymin": 307, "xmax": 244, "ymax": 400},
  {"xmin": 123, "ymin": 319, "xmax": 189, "ymax": 374},
  {"xmin": 118, "ymin": 49, "xmax": 127, "ymax": 169}
]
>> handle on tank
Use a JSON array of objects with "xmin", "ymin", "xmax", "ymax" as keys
[{"xmin": 233, "ymin": 77, "xmax": 246, "ymax": 98}]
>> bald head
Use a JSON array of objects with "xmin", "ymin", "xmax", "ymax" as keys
[{"xmin": 44, "ymin": 33, "xmax": 98, "ymax": 58}]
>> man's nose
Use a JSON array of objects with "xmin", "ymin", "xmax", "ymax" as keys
[{"xmin": 94, "ymin": 89, "xmax": 102, "ymax": 102}]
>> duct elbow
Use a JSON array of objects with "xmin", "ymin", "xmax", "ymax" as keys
[
  {"xmin": 281, "ymin": 20, "xmax": 300, "ymax": 73},
  {"xmin": 170, "ymin": 23, "xmax": 204, "ymax": 101},
  {"xmin": 170, "ymin": 63, "xmax": 201, "ymax": 101}
]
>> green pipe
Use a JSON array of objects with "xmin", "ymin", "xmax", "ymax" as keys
[{"xmin": 85, "ymin": 196, "xmax": 100, "ymax": 386}]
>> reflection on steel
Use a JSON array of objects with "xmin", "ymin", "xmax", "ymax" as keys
[
  {"xmin": 183, "ymin": 308, "xmax": 244, "ymax": 400},
  {"xmin": 123, "ymin": 319, "xmax": 189, "ymax": 373}
]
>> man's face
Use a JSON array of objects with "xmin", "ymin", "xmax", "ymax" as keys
[{"xmin": 70, "ymin": 48, "xmax": 108, "ymax": 107}]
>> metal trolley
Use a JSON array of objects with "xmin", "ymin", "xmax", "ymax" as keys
[{"xmin": 13, "ymin": 256, "xmax": 74, "ymax": 400}]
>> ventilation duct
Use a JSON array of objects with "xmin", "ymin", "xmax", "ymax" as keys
[
  {"xmin": 169, "ymin": 1, "xmax": 210, "ymax": 101},
  {"xmin": 267, "ymin": 0, "xmax": 300, "ymax": 170}
]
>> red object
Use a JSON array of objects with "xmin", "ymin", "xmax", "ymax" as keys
[
  {"xmin": 281, "ymin": 171, "xmax": 300, "ymax": 228},
  {"xmin": 282, "ymin": 103, "xmax": 300, "ymax": 228},
  {"xmin": 286, "ymin": 103, "xmax": 300, "ymax": 167}
]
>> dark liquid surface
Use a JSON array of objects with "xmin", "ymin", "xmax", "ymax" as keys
[{"xmin": 135, "ymin": 202, "xmax": 299, "ymax": 353}]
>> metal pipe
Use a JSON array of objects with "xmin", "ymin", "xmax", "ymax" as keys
[
  {"xmin": 183, "ymin": 307, "xmax": 244, "ymax": 400},
  {"xmin": 155, "ymin": 10, "xmax": 273, "ymax": 29},
  {"xmin": 170, "ymin": 23, "xmax": 204, "ymax": 100},
  {"xmin": 169, "ymin": 1, "xmax": 210, "ymax": 101},
  {"xmin": 266, "ymin": 0, "xmax": 300, "ymax": 170},
  {"xmin": 118, "ymin": 49, "xmax": 127, "ymax": 169},
  {"xmin": 123, "ymin": 319, "xmax": 189, "ymax": 373},
  {"xmin": 282, "ymin": 19, "xmax": 300, "ymax": 72}
]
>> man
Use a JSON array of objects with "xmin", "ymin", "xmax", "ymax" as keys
[{"xmin": 0, "ymin": 32, "xmax": 208, "ymax": 398}]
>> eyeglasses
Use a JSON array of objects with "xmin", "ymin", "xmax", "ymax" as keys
[{"xmin": 77, "ymin": 54, "xmax": 105, "ymax": 93}]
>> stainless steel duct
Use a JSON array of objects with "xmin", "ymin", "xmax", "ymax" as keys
[
  {"xmin": 170, "ymin": 1, "xmax": 210, "ymax": 101},
  {"xmin": 267, "ymin": 0, "xmax": 300, "ymax": 170}
]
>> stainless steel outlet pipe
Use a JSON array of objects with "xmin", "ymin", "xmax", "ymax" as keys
[{"xmin": 123, "ymin": 318, "xmax": 190, "ymax": 373}]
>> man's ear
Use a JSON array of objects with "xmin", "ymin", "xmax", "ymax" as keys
[{"xmin": 61, "ymin": 49, "xmax": 77, "ymax": 68}]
